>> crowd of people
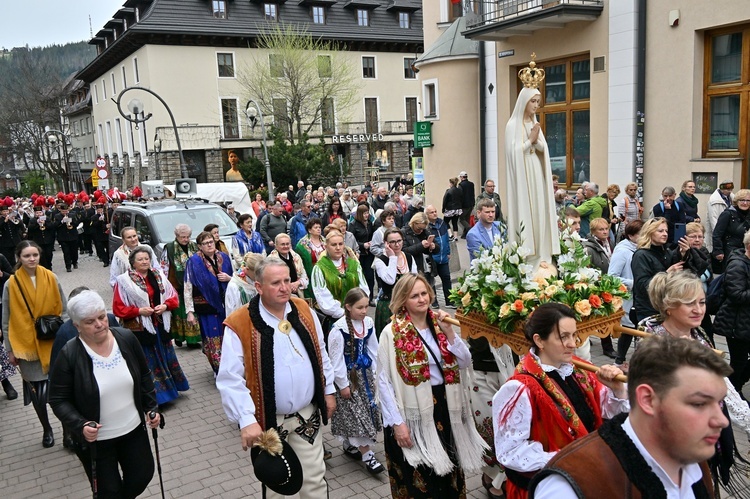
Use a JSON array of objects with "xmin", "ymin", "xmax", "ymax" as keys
[{"xmin": 0, "ymin": 169, "xmax": 747, "ymax": 499}]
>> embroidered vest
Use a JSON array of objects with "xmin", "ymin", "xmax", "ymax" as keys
[{"xmin": 223, "ymin": 297, "xmax": 325, "ymax": 431}]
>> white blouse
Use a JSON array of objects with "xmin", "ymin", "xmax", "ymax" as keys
[
  {"xmin": 81, "ymin": 340, "xmax": 141, "ymax": 441},
  {"xmin": 327, "ymin": 317, "xmax": 378, "ymax": 390},
  {"xmin": 377, "ymin": 325, "xmax": 472, "ymax": 427},
  {"xmin": 491, "ymin": 351, "xmax": 629, "ymax": 473}
]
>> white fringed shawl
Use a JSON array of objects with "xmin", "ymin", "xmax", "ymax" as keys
[{"xmin": 377, "ymin": 324, "xmax": 489, "ymax": 476}]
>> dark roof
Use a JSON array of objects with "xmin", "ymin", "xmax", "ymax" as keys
[{"xmin": 77, "ymin": 0, "xmax": 422, "ymax": 82}]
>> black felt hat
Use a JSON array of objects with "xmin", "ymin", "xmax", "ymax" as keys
[{"xmin": 250, "ymin": 429, "xmax": 303, "ymax": 495}]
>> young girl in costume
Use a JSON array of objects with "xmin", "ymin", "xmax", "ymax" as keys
[{"xmin": 327, "ymin": 288, "xmax": 384, "ymax": 474}]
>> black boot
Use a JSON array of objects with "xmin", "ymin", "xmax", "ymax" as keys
[
  {"xmin": 1, "ymin": 378, "xmax": 17, "ymax": 400},
  {"xmin": 27, "ymin": 380, "xmax": 54, "ymax": 448}
]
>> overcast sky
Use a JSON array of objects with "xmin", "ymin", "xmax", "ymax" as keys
[{"xmin": 1, "ymin": 0, "xmax": 124, "ymax": 49}]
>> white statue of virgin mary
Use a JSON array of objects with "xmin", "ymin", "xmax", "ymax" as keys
[{"xmin": 505, "ymin": 57, "xmax": 560, "ymax": 271}]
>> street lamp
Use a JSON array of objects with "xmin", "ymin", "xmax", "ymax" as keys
[
  {"xmin": 153, "ymin": 133, "xmax": 162, "ymax": 179},
  {"xmin": 245, "ymin": 100, "xmax": 274, "ymax": 202},
  {"xmin": 112, "ymin": 87, "xmax": 188, "ymax": 179},
  {"xmin": 43, "ymin": 128, "xmax": 80, "ymax": 192}
]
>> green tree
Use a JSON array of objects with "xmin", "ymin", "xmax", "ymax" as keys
[
  {"xmin": 238, "ymin": 127, "xmax": 349, "ymax": 190},
  {"xmin": 239, "ymin": 24, "xmax": 360, "ymax": 146}
]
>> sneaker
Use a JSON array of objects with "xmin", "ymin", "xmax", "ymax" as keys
[
  {"xmin": 431, "ymin": 302, "xmax": 440, "ymax": 309},
  {"xmin": 446, "ymin": 303, "xmax": 457, "ymax": 310},
  {"xmin": 363, "ymin": 454, "xmax": 385, "ymax": 474},
  {"xmin": 343, "ymin": 445, "xmax": 362, "ymax": 460}
]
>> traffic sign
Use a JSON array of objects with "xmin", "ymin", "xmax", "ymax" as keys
[
  {"xmin": 98, "ymin": 168, "xmax": 108, "ymax": 179},
  {"xmin": 90, "ymin": 169, "xmax": 99, "ymax": 187},
  {"xmin": 96, "ymin": 157, "xmax": 106, "ymax": 168}
]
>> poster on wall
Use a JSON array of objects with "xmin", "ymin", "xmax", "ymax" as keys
[
  {"xmin": 692, "ymin": 172, "xmax": 718, "ymax": 194},
  {"xmin": 412, "ymin": 157, "xmax": 424, "ymax": 196}
]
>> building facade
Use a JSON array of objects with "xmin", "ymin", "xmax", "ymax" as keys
[
  {"xmin": 78, "ymin": 0, "xmax": 423, "ymax": 189},
  {"xmin": 418, "ymin": 0, "xmax": 750, "ymax": 221},
  {"xmin": 61, "ymin": 77, "xmax": 97, "ymax": 192}
]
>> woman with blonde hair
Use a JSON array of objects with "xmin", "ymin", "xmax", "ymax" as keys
[
  {"xmin": 631, "ymin": 217, "xmax": 688, "ymax": 323},
  {"xmin": 377, "ymin": 273, "xmax": 486, "ymax": 497},
  {"xmin": 269, "ymin": 233, "xmax": 308, "ymax": 298},
  {"xmin": 224, "ymin": 252, "xmax": 264, "ymax": 315},
  {"xmin": 712, "ymin": 188, "xmax": 750, "ymax": 271},
  {"xmin": 582, "ymin": 217, "xmax": 616, "ymax": 358},
  {"xmin": 642, "ymin": 270, "xmax": 750, "ymax": 494}
]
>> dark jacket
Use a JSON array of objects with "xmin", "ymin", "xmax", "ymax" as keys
[
  {"xmin": 631, "ymin": 245, "xmax": 681, "ymax": 321},
  {"xmin": 714, "ymin": 250, "xmax": 750, "ymax": 340},
  {"xmin": 370, "ymin": 194, "xmax": 388, "ymax": 213},
  {"xmin": 711, "ymin": 206, "xmax": 750, "ymax": 262},
  {"xmin": 0, "ymin": 215, "xmax": 24, "ymax": 249},
  {"xmin": 458, "ymin": 179, "xmax": 475, "ymax": 210},
  {"xmin": 428, "ymin": 218, "xmax": 450, "ymax": 265},
  {"xmin": 49, "ymin": 328, "xmax": 158, "ymax": 445},
  {"xmin": 89, "ymin": 210, "xmax": 110, "ymax": 241},
  {"xmin": 402, "ymin": 226, "xmax": 440, "ymax": 274},
  {"xmin": 27, "ymin": 213, "xmax": 59, "ymax": 246},
  {"xmin": 442, "ymin": 186, "xmax": 463, "ymax": 214},
  {"xmin": 54, "ymin": 212, "xmax": 80, "ymax": 242},
  {"xmin": 652, "ymin": 200, "xmax": 686, "ymax": 244},
  {"xmin": 683, "ymin": 246, "xmax": 711, "ymax": 281},
  {"xmin": 349, "ymin": 218, "xmax": 373, "ymax": 256},
  {"xmin": 675, "ymin": 194, "xmax": 700, "ymax": 223},
  {"xmin": 582, "ymin": 235, "xmax": 611, "ymax": 273},
  {"xmin": 50, "ymin": 313, "xmax": 120, "ymax": 369},
  {"xmin": 402, "ymin": 205, "xmax": 423, "ymax": 228}
]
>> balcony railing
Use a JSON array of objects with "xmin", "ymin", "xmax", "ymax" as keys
[
  {"xmin": 466, "ymin": 0, "xmax": 603, "ymax": 30},
  {"xmin": 238, "ymin": 120, "xmax": 412, "ymax": 140}
]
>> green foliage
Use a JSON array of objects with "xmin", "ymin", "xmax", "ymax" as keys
[
  {"xmin": 238, "ymin": 127, "xmax": 349, "ymax": 191},
  {"xmin": 21, "ymin": 171, "xmax": 47, "ymax": 197}
]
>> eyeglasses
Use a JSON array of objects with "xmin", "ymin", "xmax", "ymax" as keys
[
  {"xmin": 200, "ymin": 240, "xmax": 215, "ymax": 246},
  {"xmin": 737, "ymin": 199, "xmax": 750, "ymax": 204},
  {"xmin": 387, "ymin": 240, "xmax": 403, "ymax": 245}
]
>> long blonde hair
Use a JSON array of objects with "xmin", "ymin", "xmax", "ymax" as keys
[
  {"xmin": 637, "ymin": 218, "xmax": 667, "ymax": 249},
  {"xmin": 389, "ymin": 273, "xmax": 435, "ymax": 315}
]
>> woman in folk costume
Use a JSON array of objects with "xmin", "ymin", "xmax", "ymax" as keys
[
  {"xmin": 492, "ymin": 303, "xmax": 629, "ymax": 499},
  {"xmin": 185, "ymin": 231, "xmax": 233, "ymax": 374},
  {"xmin": 159, "ymin": 223, "xmax": 202, "ymax": 348},
  {"xmin": 505, "ymin": 54, "xmax": 560, "ymax": 270},
  {"xmin": 231, "ymin": 213, "xmax": 265, "ymax": 268},
  {"xmin": 373, "ymin": 227, "xmax": 416, "ymax": 338},
  {"xmin": 224, "ymin": 252, "xmax": 264, "ymax": 316},
  {"xmin": 377, "ymin": 274, "xmax": 487, "ymax": 498},
  {"xmin": 114, "ymin": 245, "xmax": 189, "ymax": 405},
  {"xmin": 268, "ymin": 233, "xmax": 308, "ymax": 299},
  {"xmin": 310, "ymin": 229, "xmax": 368, "ymax": 332},
  {"xmin": 2, "ymin": 241, "xmax": 66, "ymax": 448},
  {"xmin": 296, "ymin": 217, "xmax": 326, "ymax": 302}
]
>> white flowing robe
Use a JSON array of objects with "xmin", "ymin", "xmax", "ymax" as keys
[{"xmin": 505, "ymin": 86, "xmax": 560, "ymax": 270}]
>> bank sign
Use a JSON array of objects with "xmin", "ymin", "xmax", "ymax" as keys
[
  {"xmin": 414, "ymin": 121, "xmax": 432, "ymax": 148},
  {"xmin": 331, "ymin": 133, "xmax": 385, "ymax": 143}
]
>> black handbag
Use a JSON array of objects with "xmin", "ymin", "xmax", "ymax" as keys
[{"xmin": 13, "ymin": 277, "xmax": 63, "ymax": 341}]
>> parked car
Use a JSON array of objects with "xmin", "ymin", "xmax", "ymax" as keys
[{"xmin": 108, "ymin": 199, "xmax": 238, "ymax": 259}]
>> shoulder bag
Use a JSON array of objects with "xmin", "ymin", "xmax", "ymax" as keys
[{"xmin": 13, "ymin": 277, "xmax": 63, "ymax": 341}]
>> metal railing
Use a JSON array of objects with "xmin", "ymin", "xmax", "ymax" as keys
[
  {"xmin": 466, "ymin": 0, "xmax": 603, "ymax": 30},
  {"xmin": 239, "ymin": 120, "xmax": 412, "ymax": 140}
]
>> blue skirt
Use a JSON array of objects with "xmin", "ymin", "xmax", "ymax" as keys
[{"xmin": 144, "ymin": 330, "xmax": 189, "ymax": 405}]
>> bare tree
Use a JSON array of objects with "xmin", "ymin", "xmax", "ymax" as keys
[{"xmin": 239, "ymin": 24, "xmax": 361, "ymax": 144}]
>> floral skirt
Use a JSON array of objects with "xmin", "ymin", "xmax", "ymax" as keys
[
  {"xmin": 331, "ymin": 367, "xmax": 382, "ymax": 441},
  {"xmin": 144, "ymin": 331, "xmax": 189, "ymax": 405},
  {"xmin": 0, "ymin": 342, "xmax": 17, "ymax": 381},
  {"xmin": 384, "ymin": 384, "xmax": 466, "ymax": 499},
  {"xmin": 197, "ymin": 313, "xmax": 224, "ymax": 374},
  {"xmin": 170, "ymin": 297, "xmax": 202, "ymax": 345}
]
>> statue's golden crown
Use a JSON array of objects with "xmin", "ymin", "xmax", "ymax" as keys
[{"xmin": 518, "ymin": 53, "xmax": 546, "ymax": 89}]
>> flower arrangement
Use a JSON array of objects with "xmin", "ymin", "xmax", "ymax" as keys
[{"xmin": 449, "ymin": 227, "xmax": 629, "ymax": 334}]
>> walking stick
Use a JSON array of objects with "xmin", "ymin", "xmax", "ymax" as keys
[
  {"xmin": 85, "ymin": 422, "xmax": 98, "ymax": 499},
  {"xmin": 149, "ymin": 411, "xmax": 166, "ymax": 499}
]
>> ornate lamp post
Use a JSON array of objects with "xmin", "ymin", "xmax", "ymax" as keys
[
  {"xmin": 245, "ymin": 99, "xmax": 274, "ymax": 202},
  {"xmin": 112, "ymin": 87, "xmax": 188, "ymax": 179}
]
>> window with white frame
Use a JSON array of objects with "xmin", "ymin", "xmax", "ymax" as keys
[
  {"xmin": 121, "ymin": 66, "xmax": 128, "ymax": 88},
  {"xmin": 93, "ymin": 83, "xmax": 99, "ymax": 104},
  {"xmin": 264, "ymin": 3, "xmax": 278, "ymax": 21},
  {"xmin": 405, "ymin": 97, "xmax": 418, "ymax": 132},
  {"xmin": 133, "ymin": 58, "xmax": 140, "ymax": 83},
  {"xmin": 217, "ymin": 53, "xmax": 235, "ymax": 77},
  {"xmin": 423, "ymin": 80, "xmax": 438, "ymax": 119},
  {"xmin": 269, "ymin": 54, "xmax": 284, "ymax": 77},
  {"xmin": 311, "ymin": 6, "xmax": 325, "ymax": 24},
  {"xmin": 111, "ymin": 73, "xmax": 117, "ymax": 95},
  {"xmin": 321, "ymin": 98, "xmax": 335, "ymax": 134},
  {"xmin": 362, "ymin": 56, "xmax": 375, "ymax": 79},
  {"xmin": 357, "ymin": 9, "xmax": 369, "ymax": 26},
  {"xmin": 102, "ymin": 79, "xmax": 107, "ymax": 100},
  {"xmin": 221, "ymin": 99, "xmax": 239, "ymax": 138},
  {"xmin": 213, "ymin": 0, "xmax": 227, "ymax": 19},
  {"xmin": 399, "ymin": 11, "xmax": 410, "ymax": 28}
]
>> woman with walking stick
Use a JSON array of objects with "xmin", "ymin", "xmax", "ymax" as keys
[{"xmin": 49, "ymin": 290, "xmax": 160, "ymax": 498}]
